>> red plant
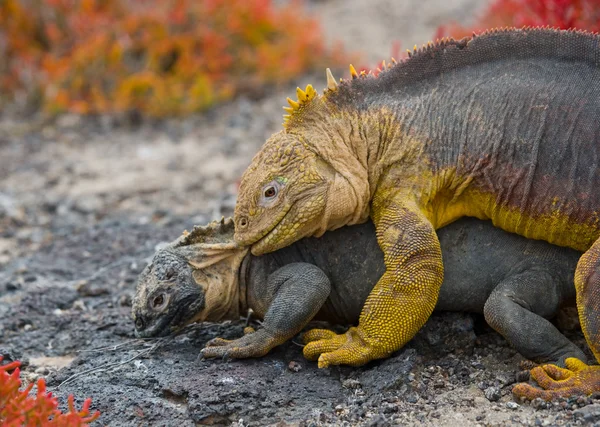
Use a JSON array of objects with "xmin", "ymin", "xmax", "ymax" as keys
[
  {"xmin": 0, "ymin": 357, "xmax": 100, "ymax": 426},
  {"xmin": 437, "ymin": 0, "xmax": 600, "ymax": 39},
  {"xmin": 0, "ymin": 0, "xmax": 350, "ymax": 116}
]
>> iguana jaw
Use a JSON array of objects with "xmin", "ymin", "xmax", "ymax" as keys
[
  {"xmin": 246, "ymin": 184, "xmax": 329, "ymax": 255},
  {"xmin": 243, "ymin": 168, "xmax": 369, "ymax": 256},
  {"xmin": 250, "ymin": 202, "xmax": 318, "ymax": 255}
]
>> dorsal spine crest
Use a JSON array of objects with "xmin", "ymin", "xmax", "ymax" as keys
[
  {"xmin": 282, "ymin": 84, "xmax": 317, "ymax": 128},
  {"xmin": 281, "ymin": 27, "xmax": 600, "ymax": 130}
]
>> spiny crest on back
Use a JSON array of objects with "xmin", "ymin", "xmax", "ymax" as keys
[
  {"xmin": 170, "ymin": 217, "xmax": 244, "ymax": 270},
  {"xmin": 175, "ymin": 217, "xmax": 236, "ymax": 248},
  {"xmin": 282, "ymin": 84, "xmax": 318, "ymax": 128},
  {"xmin": 281, "ymin": 26, "xmax": 600, "ymax": 124}
]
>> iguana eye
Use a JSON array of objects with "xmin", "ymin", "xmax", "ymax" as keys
[
  {"xmin": 264, "ymin": 186, "xmax": 277, "ymax": 198},
  {"xmin": 152, "ymin": 294, "xmax": 167, "ymax": 310},
  {"xmin": 261, "ymin": 180, "xmax": 281, "ymax": 203}
]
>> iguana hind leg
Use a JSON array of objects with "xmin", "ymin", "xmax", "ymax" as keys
[
  {"xmin": 484, "ymin": 268, "xmax": 586, "ymax": 365},
  {"xmin": 513, "ymin": 240, "xmax": 600, "ymax": 400},
  {"xmin": 202, "ymin": 263, "xmax": 331, "ymax": 359},
  {"xmin": 303, "ymin": 196, "xmax": 443, "ymax": 367}
]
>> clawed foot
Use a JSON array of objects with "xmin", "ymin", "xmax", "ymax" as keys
[
  {"xmin": 201, "ymin": 327, "xmax": 280, "ymax": 359},
  {"xmin": 302, "ymin": 327, "xmax": 390, "ymax": 368},
  {"xmin": 513, "ymin": 358, "xmax": 600, "ymax": 400}
]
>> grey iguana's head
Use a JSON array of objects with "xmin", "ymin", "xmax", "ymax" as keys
[{"xmin": 132, "ymin": 217, "xmax": 248, "ymax": 338}]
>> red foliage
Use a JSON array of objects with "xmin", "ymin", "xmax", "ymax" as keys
[
  {"xmin": 0, "ymin": 0, "xmax": 349, "ymax": 116},
  {"xmin": 437, "ymin": 0, "xmax": 600, "ymax": 39},
  {"xmin": 0, "ymin": 357, "xmax": 100, "ymax": 426}
]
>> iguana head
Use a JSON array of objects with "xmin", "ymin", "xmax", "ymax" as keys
[
  {"xmin": 235, "ymin": 70, "xmax": 371, "ymax": 255},
  {"xmin": 132, "ymin": 218, "xmax": 249, "ymax": 337},
  {"xmin": 234, "ymin": 129, "xmax": 335, "ymax": 255}
]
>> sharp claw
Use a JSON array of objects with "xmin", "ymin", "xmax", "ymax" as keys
[
  {"xmin": 317, "ymin": 354, "xmax": 330, "ymax": 369},
  {"xmin": 206, "ymin": 337, "xmax": 231, "ymax": 347}
]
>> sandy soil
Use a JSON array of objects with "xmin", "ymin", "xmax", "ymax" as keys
[{"xmin": 2, "ymin": 0, "xmax": 600, "ymax": 425}]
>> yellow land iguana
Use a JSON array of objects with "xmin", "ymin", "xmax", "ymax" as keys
[
  {"xmin": 232, "ymin": 27, "xmax": 600, "ymax": 400},
  {"xmin": 132, "ymin": 217, "xmax": 584, "ymax": 401}
]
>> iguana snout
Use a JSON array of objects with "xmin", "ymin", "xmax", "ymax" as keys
[
  {"xmin": 234, "ymin": 131, "xmax": 333, "ymax": 255},
  {"xmin": 132, "ymin": 250, "xmax": 205, "ymax": 338}
]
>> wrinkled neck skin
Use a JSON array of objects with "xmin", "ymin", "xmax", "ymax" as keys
[
  {"xmin": 290, "ymin": 100, "xmax": 424, "ymax": 233},
  {"xmin": 189, "ymin": 246, "xmax": 250, "ymax": 324}
]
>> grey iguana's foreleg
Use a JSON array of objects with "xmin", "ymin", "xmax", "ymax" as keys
[
  {"xmin": 483, "ymin": 268, "xmax": 586, "ymax": 365},
  {"xmin": 201, "ymin": 262, "xmax": 331, "ymax": 359}
]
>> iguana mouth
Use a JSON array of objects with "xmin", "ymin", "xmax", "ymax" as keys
[
  {"xmin": 136, "ymin": 303, "xmax": 194, "ymax": 338},
  {"xmin": 252, "ymin": 204, "xmax": 315, "ymax": 255},
  {"xmin": 135, "ymin": 314, "xmax": 172, "ymax": 338},
  {"xmin": 248, "ymin": 202, "xmax": 293, "ymax": 251}
]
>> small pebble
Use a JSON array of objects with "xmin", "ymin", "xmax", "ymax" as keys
[
  {"xmin": 342, "ymin": 378, "xmax": 361, "ymax": 389},
  {"xmin": 506, "ymin": 401, "xmax": 520, "ymax": 410},
  {"xmin": 434, "ymin": 379, "xmax": 446, "ymax": 389},
  {"xmin": 484, "ymin": 386, "xmax": 501, "ymax": 402},
  {"xmin": 35, "ymin": 366, "xmax": 49, "ymax": 375},
  {"xmin": 118, "ymin": 293, "xmax": 132, "ymax": 307},
  {"xmin": 531, "ymin": 398, "xmax": 548, "ymax": 410},
  {"xmin": 288, "ymin": 361, "xmax": 302, "ymax": 372}
]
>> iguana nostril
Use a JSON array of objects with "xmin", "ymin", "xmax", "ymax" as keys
[{"xmin": 135, "ymin": 317, "xmax": 145, "ymax": 330}]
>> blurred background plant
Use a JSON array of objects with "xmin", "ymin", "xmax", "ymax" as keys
[
  {"xmin": 0, "ymin": 0, "xmax": 348, "ymax": 116},
  {"xmin": 437, "ymin": 0, "xmax": 600, "ymax": 39},
  {"xmin": 1, "ymin": 0, "xmax": 599, "ymax": 118}
]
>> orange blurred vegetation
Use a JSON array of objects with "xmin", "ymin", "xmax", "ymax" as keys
[
  {"xmin": 437, "ymin": 0, "xmax": 600, "ymax": 39},
  {"xmin": 0, "ymin": 0, "xmax": 348, "ymax": 116}
]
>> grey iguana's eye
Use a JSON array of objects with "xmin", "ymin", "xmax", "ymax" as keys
[
  {"xmin": 152, "ymin": 294, "xmax": 167, "ymax": 310},
  {"xmin": 135, "ymin": 317, "xmax": 144, "ymax": 330}
]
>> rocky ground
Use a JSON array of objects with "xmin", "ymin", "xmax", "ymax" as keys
[{"xmin": 3, "ymin": 0, "xmax": 600, "ymax": 425}]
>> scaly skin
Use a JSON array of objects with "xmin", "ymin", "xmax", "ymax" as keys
[
  {"xmin": 513, "ymin": 359, "xmax": 600, "ymax": 400},
  {"xmin": 133, "ymin": 216, "xmax": 586, "ymax": 401},
  {"xmin": 233, "ymin": 27, "xmax": 600, "ymax": 399}
]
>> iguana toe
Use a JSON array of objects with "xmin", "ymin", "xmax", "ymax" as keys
[
  {"xmin": 302, "ymin": 326, "xmax": 389, "ymax": 367},
  {"xmin": 513, "ymin": 358, "xmax": 600, "ymax": 401},
  {"xmin": 201, "ymin": 329, "xmax": 281, "ymax": 359},
  {"xmin": 205, "ymin": 337, "xmax": 234, "ymax": 347},
  {"xmin": 302, "ymin": 328, "xmax": 337, "ymax": 344}
]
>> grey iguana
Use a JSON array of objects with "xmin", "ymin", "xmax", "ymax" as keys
[{"xmin": 132, "ymin": 217, "xmax": 584, "ymax": 400}]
